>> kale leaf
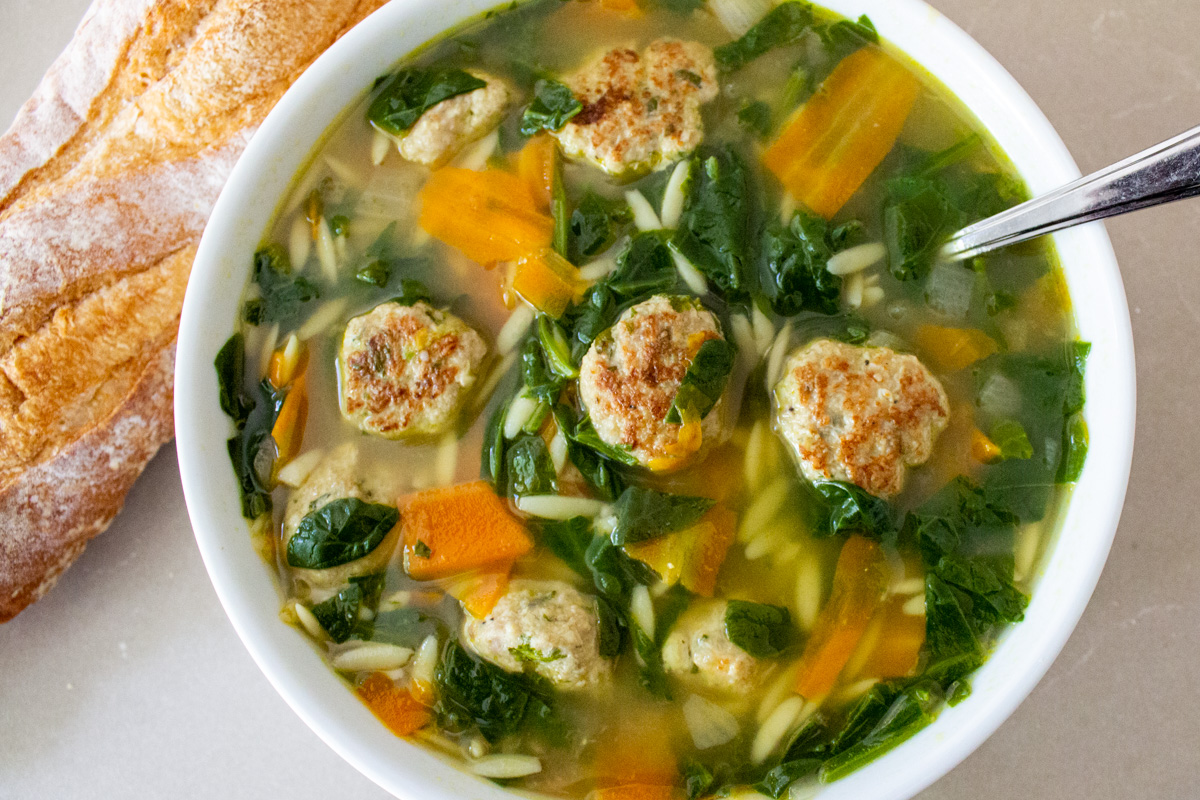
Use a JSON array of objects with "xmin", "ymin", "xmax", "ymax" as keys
[
  {"xmin": 569, "ymin": 191, "xmax": 632, "ymax": 262},
  {"xmin": 761, "ymin": 210, "xmax": 855, "ymax": 316},
  {"xmin": 812, "ymin": 481, "xmax": 895, "ymax": 541},
  {"xmin": 672, "ymin": 146, "xmax": 756, "ymax": 300},
  {"xmin": 242, "ymin": 245, "xmax": 319, "ymax": 326},
  {"xmin": 552, "ymin": 404, "xmax": 626, "ymax": 501},
  {"xmin": 286, "ymin": 498, "xmax": 399, "ymax": 570},
  {"xmin": 224, "ymin": 376, "xmax": 283, "ymax": 519},
  {"xmin": 368, "ymin": 68, "xmax": 487, "ymax": 134},
  {"xmin": 737, "ymin": 100, "xmax": 774, "ymax": 139},
  {"xmin": 436, "ymin": 641, "xmax": 560, "ymax": 742},
  {"xmin": 820, "ymin": 682, "xmax": 939, "ymax": 782},
  {"xmin": 610, "ymin": 486, "xmax": 715, "ymax": 546},
  {"xmin": 666, "ymin": 338, "xmax": 736, "ymax": 424},
  {"xmin": 505, "ymin": 434, "xmax": 558, "ymax": 498},
  {"xmin": 310, "ymin": 583, "xmax": 363, "ymax": 644}
]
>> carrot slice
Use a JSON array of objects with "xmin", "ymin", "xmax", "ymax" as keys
[
  {"xmin": 970, "ymin": 427, "xmax": 1002, "ymax": 464},
  {"xmin": 794, "ymin": 535, "xmax": 889, "ymax": 700},
  {"xmin": 418, "ymin": 167, "xmax": 554, "ymax": 266},
  {"xmin": 855, "ymin": 593, "xmax": 927, "ymax": 680},
  {"xmin": 357, "ymin": 673, "xmax": 431, "ymax": 737},
  {"xmin": 512, "ymin": 248, "xmax": 585, "ymax": 317},
  {"xmin": 763, "ymin": 47, "xmax": 921, "ymax": 219},
  {"xmin": 623, "ymin": 505, "xmax": 736, "ymax": 597},
  {"xmin": 441, "ymin": 566, "xmax": 512, "ymax": 619},
  {"xmin": 269, "ymin": 371, "xmax": 307, "ymax": 468},
  {"xmin": 913, "ymin": 324, "xmax": 999, "ymax": 372},
  {"xmin": 591, "ymin": 709, "xmax": 678, "ymax": 787},
  {"xmin": 517, "ymin": 133, "xmax": 557, "ymax": 210},
  {"xmin": 401, "ymin": 481, "xmax": 534, "ymax": 580}
]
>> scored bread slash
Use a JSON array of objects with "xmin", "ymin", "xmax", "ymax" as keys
[{"xmin": 0, "ymin": 0, "xmax": 390, "ymax": 622}]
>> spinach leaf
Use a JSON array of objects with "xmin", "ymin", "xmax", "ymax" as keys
[
  {"xmin": 673, "ymin": 146, "xmax": 755, "ymax": 300},
  {"xmin": 812, "ymin": 481, "xmax": 895, "ymax": 540},
  {"xmin": 361, "ymin": 607, "xmax": 444, "ymax": 649},
  {"xmin": 632, "ymin": 583, "xmax": 691, "ymax": 698},
  {"xmin": 539, "ymin": 516, "xmax": 594, "ymax": 578},
  {"xmin": 935, "ymin": 554, "xmax": 1027, "ymax": 625},
  {"xmin": 215, "ymin": 333, "xmax": 253, "ymax": 427},
  {"xmin": 820, "ymin": 682, "xmax": 940, "ymax": 782},
  {"xmin": 1060, "ymin": 415, "xmax": 1088, "ymax": 482},
  {"xmin": 537, "ymin": 315, "xmax": 579, "ymax": 379},
  {"xmin": 724, "ymin": 600, "xmax": 793, "ymax": 658},
  {"xmin": 608, "ymin": 233, "xmax": 679, "ymax": 298},
  {"xmin": 586, "ymin": 530, "xmax": 658, "ymax": 600},
  {"xmin": 570, "ymin": 415, "xmax": 642, "ymax": 467},
  {"xmin": 882, "ymin": 177, "xmax": 958, "ymax": 282},
  {"xmin": 355, "ymin": 260, "xmax": 391, "ymax": 287},
  {"xmin": 714, "ymin": 2, "xmax": 816, "ymax": 71},
  {"xmin": 761, "ymin": 210, "xmax": 847, "ymax": 316},
  {"xmin": 754, "ymin": 758, "xmax": 821, "ymax": 799},
  {"xmin": 520, "ymin": 78, "xmax": 582, "ymax": 136},
  {"xmin": 989, "ymin": 419, "xmax": 1034, "ymax": 461},
  {"xmin": 596, "ymin": 596, "xmax": 626, "ymax": 658},
  {"xmin": 388, "ymin": 278, "xmax": 433, "ymax": 307},
  {"xmin": 666, "ymin": 338, "xmax": 736, "ymax": 424},
  {"xmin": 569, "ymin": 191, "xmax": 631, "ymax": 262},
  {"xmin": 436, "ymin": 641, "xmax": 559, "ymax": 742},
  {"xmin": 683, "ymin": 760, "xmax": 716, "ymax": 800},
  {"xmin": 610, "ymin": 486, "xmax": 715, "ymax": 546},
  {"xmin": 226, "ymin": 378, "xmax": 283, "ymax": 519},
  {"xmin": 815, "ymin": 14, "xmax": 878, "ymax": 59},
  {"xmin": 737, "ymin": 100, "xmax": 774, "ymax": 139},
  {"xmin": 553, "ymin": 405, "xmax": 626, "ymax": 501},
  {"xmin": 651, "ymin": 0, "xmax": 706, "ymax": 12},
  {"xmin": 286, "ymin": 498, "xmax": 399, "ymax": 570},
  {"xmin": 242, "ymin": 245, "xmax": 319, "ymax": 326},
  {"xmin": 506, "ymin": 434, "xmax": 558, "ymax": 498},
  {"xmin": 368, "ymin": 68, "xmax": 487, "ymax": 134},
  {"xmin": 521, "ymin": 335, "xmax": 566, "ymax": 403},
  {"xmin": 482, "ymin": 395, "xmax": 511, "ymax": 486},
  {"xmin": 310, "ymin": 583, "xmax": 363, "ymax": 644}
]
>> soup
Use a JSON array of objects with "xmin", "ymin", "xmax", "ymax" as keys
[{"xmin": 214, "ymin": 1, "xmax": 1089, "ymax": 796}]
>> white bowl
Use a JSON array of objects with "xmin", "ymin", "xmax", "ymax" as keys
[{"xmin": 175, "ymin": 1, "xmax": 1136, "ymax": 798}]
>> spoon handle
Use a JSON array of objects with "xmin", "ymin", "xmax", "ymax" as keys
[{"xmin": 941, "ymin": 123, "xmax": 1200, "ymax": 261}]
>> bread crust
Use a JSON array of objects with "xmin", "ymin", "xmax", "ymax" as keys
[{"xmin": 0, "ymin": 0, "xmax": 387, "ymax": 622}]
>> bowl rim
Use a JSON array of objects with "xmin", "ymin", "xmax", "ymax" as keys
[{"xmin": 174, "ymin": 1, "xmax": 1136, "ymax": 799}]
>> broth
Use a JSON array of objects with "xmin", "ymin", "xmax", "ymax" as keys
[{"xmin": 215, "ymin": 1, "xmax": 1087, "ymax": 796}]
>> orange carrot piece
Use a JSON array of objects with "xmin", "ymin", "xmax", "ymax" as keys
[
  {"xmin": 512, "ymin": 248, "xmax": 585, "ymax": 317},
  {"xmin": 857, "ymin": 594, "xmax": 927, "ymax": 680},
  {"xmin": 914, "ymin": 324, "xmax": 999, "ymax": 372},
  {"xmin": 517, "ymin": 134, "xmax": 557, "ymax": 210},
  {"xmin": 418, "ymin": 167, "xmax": 554, "ymax": 266},
  {"xmin": 270, "ymin": 371, "xmax": 307, "ymax": 468},
  {"xmin": 590, "ymin": 786, "xmax": 682, "ymax": 800},
  {"xmin": 970, "ymin": 428, "xmax": 1002, "ymax": 464},
  {"xmin": 794, "ymin": 535, "xmax": 889, "ymax": 700},
  {"xmin": 623, "ymin": 505, "xmax": 735, "ymax": 597},
  {"xmin": 591, "ymin": 710, "xmax": 678, "ymax": 787},
  {"xmin": 357, "ymin": 673, "xmax": 431, "ymax": 737},
  {"xmin": 763, "ymin": 47, "xmax": 921, "ymax": 219},
  {"xmin": 401, "ymin": 480, "xmax": 534, "ymax": 580},
  {"xmin": 442, "ymin": 566, "xmax": 512, "ymax": 619}
]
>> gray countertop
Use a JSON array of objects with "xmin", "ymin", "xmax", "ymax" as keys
[{"xmin": 2, "ymin": 1, "xmax": 1197, "ymax": 798}]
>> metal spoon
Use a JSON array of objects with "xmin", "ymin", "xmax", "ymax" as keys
[{"xmin": 940, "ymin": 123, "xmax": 1200, "ymax": 261}]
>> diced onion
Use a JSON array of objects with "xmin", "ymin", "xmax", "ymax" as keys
[
  {"xmin": 330, "ymin": 643, "xmax": 414, "ymax": 672},
  {"xmin": 683, "ymin": 694, "xmax": 740, "ymax": 750},
  {"xmin": 469, "ymin": 754, "xmax": 542, "ymax": 779},
  {"xmin": 516, "ymin": 495, "xmax": 607, "ymax": 520},
  {"xmin": 659, "ymin": 159, "xmax": 691, "ymax": 229},
  {"xmin": 924, "ymin": 261, "xmax": 976, "ymax": 319},
  {"xmin": 977, "ymin": 371, "xmax": 1023, "ymax": 418},
  {"xmin": 826, "ymin": 242, "xmax": 886, "ymax": 276},
  {"xmin": 625, "ymin": 189, "xmax": 662, "ymax": 231},
  {"xmin": 709, "ymin": 0, "xmax": 774, "ymax": 36}
]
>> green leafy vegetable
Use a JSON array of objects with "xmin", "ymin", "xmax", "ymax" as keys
[
  {"xmin": 631, "ymin": 583, "xmax": 691, "ymax": 698},
  {"xmin": 813, "ymin": 481, "xmax": 895, "ymax": 540},
  {"xmin": 569, "ymin": 191, "xmax": 632, "ymax": 261},
  {"xmin": 820, "ymin": 682, "xmax": 940, "ymax": 781},
  {"xmin": 360, "ymin": 607, "xmax": 444, "ymax": 648},
  {"xmin": 815, "ymin": 14, "xmax": 878, "ymax": 58},
  {"xmin": 737, "ymin": 100, "xmax": 774, "ymax": 139},
  {"xmin": 1059, "ymin": 415, "xmax": 1088, "ymax": 482},
  {"xmin": 552, "ymin": 405, "xmax": 626, "ymax": 501},
  {"xmin": 505, "ymin": 434, "xmax": 558, "ymax": 498},
  {"xmin": 608, "ymin": 232, "xmax": 679, "ymax": 298},
  {"xmin": 683, "ymin": 760, "xmax": 716, "ymax": 800},
  {"xmin": 368, "ymin": 68, "xmax": 487, "ymax": 134},
  {"xmin": 714, "ymin": 2, "xmax": 816, "ymax": 71},
  {"xmin": 286, "ymin": 498, "xmax": 400, "ymax": 570},
  {"xmin": 310, "ymin": 583, "xmax": 363, "ymax": 644},
  {"xmin": 520, "ymin": 78, "xmax": 582, "ymax": 136},
  {"xmin": 242, "ymin": 245, "xmax": 319, "ymax": 326},
  {"xmin": 754, "ymin": 758, "xmax": 821, "ymax": 798},
  {"xmin": 482, "ymin": 394, "xmax": 512, "ymax": 486},
  {"xmin": 989, "ymin": 419, "xmax": 1034, "ymax": 461},
  {"xmin": 761, "ymin": 210, "xmax": 855, "ymax": 316},
  {"xmin": 413, "ymin": 540, "xmax": 432, "ymax": 559},
  {"xmin": 666, "ymin": 338, "xmax": 736, "ymax": 424},
  {"xmin": 224, "ymin": 377, "xmax": 283, "ymax": 519},
  {"xmin": 510, "ymin": 641, "xmax": 566, "ymax": 663},
  {"xmin": 215, "ymin": 333, "xmax": 253, "ymax": 426},
  {"xmin": 355, "ymin": 260, "xmax": 391, "ymax": 287},
  {"xmin": 724, "ymin": 600, "xmax": 793, "ymax": 658},
  {"xmin": 672, "ymin": 147, "xmax": 756, "ymax": 300},
  {"xmin": 610, "ymin": 486, "xmax": 715, "ymax": 545},
  {"xmin": 537, "ymin": 315, "xmax": 579, "ymax": 379},
  {"xmin": 436, "ymin": 641, "xmax": 560, "ymax": 743},
  {"xmin": 521, "ymin": 335, "xmax": 566, "ymax": 404},
  {"xmin": 388, "ymin": 278, "xmax": 433, "ymax": 306}
]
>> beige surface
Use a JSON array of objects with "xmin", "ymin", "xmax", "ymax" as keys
[{"xmin": 1, "ymin": 1, "xmax": 1197, "ymax": 798}]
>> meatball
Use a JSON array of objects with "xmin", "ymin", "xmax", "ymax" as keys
[
  {"xmin": 461, "ymin": 580, "xmax": 611, "ymax": 691},
  {"xmin": 552, "ymin": 39, "xmax": 719, "ymax": 177},
  {"xmin": 395, "ymin": 71, "xmax": 512, "ymax": 167},
  {"xmin": 774, "ymin": 338, "xmax": 950, "ymax": 498},
  {"xmin": 578, "ymin": 295, "xmax": 726, "ymax": 471},
  {"xmin": 282, "ymin": 443, "xmax": 399, "ymax": 589},
  {"xmin": 662, "ymin": 600, "xmax": 765, "ymax": 693},
  {"xmin": 338, "ymin": 301, "xmax": 487, "ymax": 439}
]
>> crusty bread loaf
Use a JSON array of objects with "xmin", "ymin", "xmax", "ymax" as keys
[{"xmin": 0, "ymin": 0, "xmax": 387, "ymax": 621}]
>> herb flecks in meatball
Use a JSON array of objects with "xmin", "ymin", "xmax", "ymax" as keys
[
  {"xmin": 338, "ymin": 301, "xmax": 487, "ymax": 439},
  {"xmin": 553, "ymin": 39, "xmax": 719, "ymax": 177},
  {"xmin": 774, "ymin": 339, "xmax": 950, "ymax": 498}
]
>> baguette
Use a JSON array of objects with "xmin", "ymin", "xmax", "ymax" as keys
[{"xmin": 0, "ymin": 0, "xmax": 387, "ymax": 621}]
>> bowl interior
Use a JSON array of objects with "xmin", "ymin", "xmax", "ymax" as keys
[{"xmin": 174, "ymin": 1, "xmax": 1136, "ymax": 798}]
